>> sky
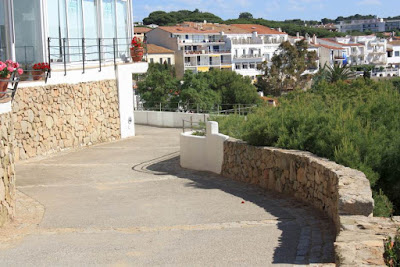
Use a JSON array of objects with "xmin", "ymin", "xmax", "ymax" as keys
[{"xmin": 133, "ymin": 0, "xmax": 399, "ymax": 22}]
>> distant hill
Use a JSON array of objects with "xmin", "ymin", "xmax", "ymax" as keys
[
  {"xmin": 143, "ymin": 9, "xmax": 223, "ymax": 26},
  {"xmin": 142, "ymin": 10, "xmax": 400, "ymax": 37}
]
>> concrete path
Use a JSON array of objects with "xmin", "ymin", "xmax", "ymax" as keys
[{"xmin": 0, "ymin": 125, "xmax": 335, "ymax": 266}]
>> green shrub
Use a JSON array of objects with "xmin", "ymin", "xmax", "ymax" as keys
[
  {"xmin": 217, "ymin": 78, "xmax": 400, "ymax": 216},
  {"xmin": 384, "ymin": 229, "xmax": 400, "ymax": 267}
]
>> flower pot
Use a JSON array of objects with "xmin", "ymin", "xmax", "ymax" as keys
[
  {"xmin": 0, "ymin": 74, "xmax": 11, "ymax": 98},
  {"xmin": 32, "ymin": 70, "xmax": 44, "ymax": 81},
  {"xmin": 19, "ymin": 70, "xmax": 30, "ymax": 81},
  {"xmin": 131, "ymin": 47, "xmax": 144, "ymax": 62}
]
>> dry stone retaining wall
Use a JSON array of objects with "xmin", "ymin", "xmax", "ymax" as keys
[
  {"xmin": 221, "ymin": 138, "xmax": 399, "ymax": 266},
  {"xmin": 12, "ymin": 80, "xmax": 121, "ymax": 161},
  {"xmin": 0, "ymin": 112, "xmax": 16, "ymax": 227},
  {"xmin": 221, "ymin": 138, "xmax": 374, "ymax": 232}
]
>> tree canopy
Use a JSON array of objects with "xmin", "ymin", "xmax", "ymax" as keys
[
  {"xmin": 137, "ymin": 64, "xmax": 260, "ymax": 111},
  {"xmin": 255, "ymin": 40, "xmax": 317, "ymax": 96},
  {"xmin": 239, "ymin": 12, "xmax": 253, "ymax": 19},
  {"xmin": 143, "ymin": 9, "xmax": 223, "ymax": 26}
]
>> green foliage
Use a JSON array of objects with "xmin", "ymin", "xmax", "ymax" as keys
[
  {"xmin": 239, "ymin": 12, "xmax": 253, "ymax": 19},
  {"xmin": 224, "ymin": 18, "xmax": 346, "ymax": 38},
  {"xmin": 324, "ymin": 64, "xmax": 356, "ymax": 83},
  {"xmin": 216, "ymin": 78, "xmax": 400, "ymax": 216},
  {"xmin": 137, "ymin": 63, "xmax": 179, "ymax": 106},
  {"xmin": 138, "ymin": 65, "xmax": 260, "ymax": 110},
  {"xmin": 210, "ymin": 114, "xmax": 246, "ymax": 138},
  {"xmin": 384, "ymin": 229, "xmax": 400, "ymax": 267},
  {"xmin": 256, "ymin": 40, "xmax": 317, "ymax": 96},
  {"xmin": 143, "ymin": 9, "xmax": 223, "ymax": 26}
]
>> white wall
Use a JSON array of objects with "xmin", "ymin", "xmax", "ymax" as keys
[
  {"xmin": 134, "ymin": 111, "xmax": 209, "ymax": 128},
  {"xmin": 117, "ymin": 63, "xmax": 149, "ymax": 138},
  {"xmin": 180, "ymin": 121, "xmax": 229, "ymax": 174}
]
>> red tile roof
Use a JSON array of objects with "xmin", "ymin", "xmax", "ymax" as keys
[
  {"xmin": 321, "ymin": 38, "xmax": 363, "ymax": 47},
  {"xmin": 389, "ymin": 40, "xmax": 400, "ymax": 46},
  {"xmin": 134, "ymin": 27, "xmax": 151, "ymax": 34},
  {"xmin": 146, "ymin": 44, "xmax": 174, "ymax": 54},
  {"xmin": 232, "ymin": 24, "xmax": 286, "ymax": 35}
]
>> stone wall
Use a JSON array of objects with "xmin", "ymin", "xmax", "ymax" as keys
[
  {"xmin": 222, "ymin": 138, "xmax": 374, "ymax": 232},
  {"xmin": 12, "ymin": 80, "xmax": 120, "ymax": 161},
  {"xmin": 0, "ymin": 112, "xmax": 16, "ymax": 227},
  {"xmin": 221, "ymin": 138, "xmax": 399, "ymax": 266}
]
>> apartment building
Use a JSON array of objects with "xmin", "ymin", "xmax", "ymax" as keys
[
  {"xmin": 146, "ymin": 22, "xmax": 288, "ymax": 78},
  {"xmin": 337, "ymin": 17, "xmax": 386, "ymax": 33},
  {"xmin": 385, "ymin": 20, "xmax": 400, "ymax": 31},
  {"xmin": 229, "ymin": 24, "xmax": 288, "ymax": 79},
  {"xmin": 146, "ymin": 23, "xmax": 232, "ymax": 77},
  {"xmin": 318, "ymin": 36, "xmax": 387, "ymax": 66}
]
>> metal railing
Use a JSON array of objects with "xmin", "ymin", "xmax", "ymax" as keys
[
  {"xmin": 182, "ymin": 119, "xmax": 206, "ymax": 134},
  {"xmin": 0, "ymin": 73, "xmax": 20, "ymax": 103},
  {"xmin": 47, "ymin": 37, "xmax": 147, "ymax": 76},
  {"xmin": 135, "ymin": 102, "xmax": 258, "ymax": 115}
]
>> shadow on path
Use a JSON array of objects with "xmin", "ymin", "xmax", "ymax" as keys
[{"xmin": 132, "ymin": 153, "xmax": 335, "ymax": 265}]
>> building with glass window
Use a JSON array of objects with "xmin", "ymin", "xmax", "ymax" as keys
[
  {"xmin": 0, "ymin": 0, "xmax": 148, "ymax": 138},
  {"xmin": 1, "ymin": 0, "xmax": 139, "ymax": 68}
]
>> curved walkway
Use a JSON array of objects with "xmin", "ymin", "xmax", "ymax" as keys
[{"xmin": 0, "ymin": 125, "xmax": 335, "ymax": 266}]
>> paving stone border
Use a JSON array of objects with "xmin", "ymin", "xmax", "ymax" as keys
[{"xmin": 221, "ymin": 138, "xmax": 399, "ymax": 265}]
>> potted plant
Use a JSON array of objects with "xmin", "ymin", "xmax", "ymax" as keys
[
  {"xmin": 0, "ymin": 60, "xmax": 23, "ymax": 98},
  {"xmin": 32, "ymin": 62, "xmax": 50, "ymax": 81},
  {"xmin": 130, "ymin": 37, "xmax": 144, "ymax": 62}
]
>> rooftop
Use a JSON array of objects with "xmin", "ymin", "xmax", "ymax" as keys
[
  {"xmin": 146, "ymin": 44, "xmax": 175, "ymax": 54},
  {"xmin": 232, "ymin": 24, "xmax": 286, "ymax": 35},
  {"xmin": 134, "ymin": 27, "xmax": 152, "ymax": 34}
]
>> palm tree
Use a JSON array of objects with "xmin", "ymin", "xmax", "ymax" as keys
[{"xmin": 325, "ymin": 63, "xmax": 356, "ymax": 83}]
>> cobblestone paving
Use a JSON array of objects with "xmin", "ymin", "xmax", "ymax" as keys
[{"xmin": 0, "ymin": 126, "xmax": 335, "ymax": 266}]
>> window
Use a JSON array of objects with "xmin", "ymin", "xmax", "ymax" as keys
[
  {"xmin": 150, "ymin": 58, "xmax": 154, "ymax": 63},
  {"xmin": 235, "ymin": 64, "xmax": 241, "ymax": 70},
  {"xmin": 159, "ymin": 58, "xmax": 163, "ymax": 64},
  {"xmin": 167, "ymin": 58, "xmax": 171, "ymax": 65},
  {"xmin": 83, "ymin": 0, "xmax": 98, "ymax": 60},
  {"xmin": 185, "ymin": 35, "xmax": 189, "ymax": 39},
  {"xmin": 116, "ymin": 0, "xmax": 128, "ymax": 56},
  {"xmin": 249, "ymin": 63, "xmax": 255, "ymax": 69},
  {"xmin": 396, "ymin": 51, "xmax": 400, "ymax": 57},
  {"xmin": 14, "ymin": 0, "xmax": 43, "ymax": 65},
  {"xmin": 242, "ymin": 63, "xmax": 248, "ymax": 69}
]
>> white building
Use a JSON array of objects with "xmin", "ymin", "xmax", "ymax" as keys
[
  {"xmin": 146, "ymin": 22, "xmax": 288, "ymax": 79},
  {"xmin": 0, "ymin": 0, "xmax": 148, "ymax": 138},
  {"xmin": 319, "ymin": 36, "xmax": 387, "ymax": 67},
  {"xmin": 387, "ymin": 40, "xmax": 400, "ymax": 68},
  {"xmin": 228, "ymin": 24, "xmax": 288, "ymax": 80},
  {"xmin": 337, "ymin": 17, "xmax": 386, "ymax": 33}
]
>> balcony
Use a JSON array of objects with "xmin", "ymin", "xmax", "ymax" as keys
[
  {"xmin": 184, "ymin": 50, "xmax": 231, "ymax": 55},
  {"xmin": 234, "ymin": 54, "xmax": 263, "ymax": 60},
  {"xmin": 232, "ymin": 39, "xmax": 263, "ymax": 45},
  {"xmin": 178, "ymin": 38, "xmax": 225, "ymax": 45},
  {"xmin": 48, "ymin": 37, "xmax": 145, "ymax": 75}
]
